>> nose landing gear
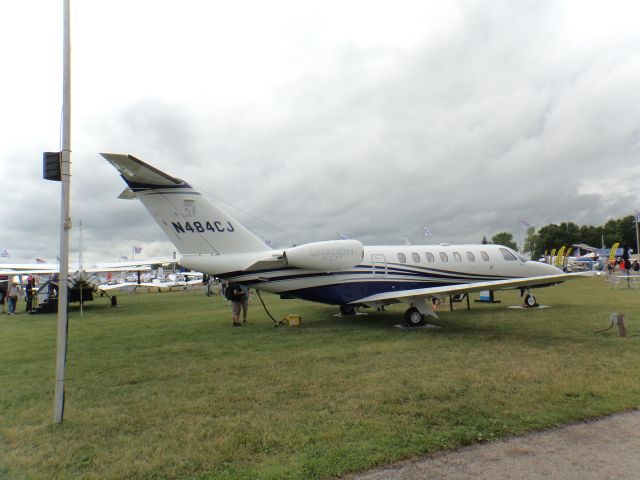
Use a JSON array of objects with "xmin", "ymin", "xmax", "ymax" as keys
[{"xmin": 521, "ymin": 289, "xmax": 538, "ymax": 308}]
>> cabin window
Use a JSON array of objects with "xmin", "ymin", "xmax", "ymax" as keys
[
  {"xmin": 439, "ymin": 252, "xmax": 449, "ymax": 262},
  {"xmin": 466, "ymin": 252, "xmax": 475, "ymax": 262},
  {"xmin": 412, "ymin": 252, "xmax": 421, "ymax": 263},
  {"xmin": 453, "ymin": 252, "xmax": 462, "ymax": 262},
  {"xmin": 397, "ymin": 253, "xmax": 407, "ymax": 263},
  {"xmin": 425, "ymin": 252, "xmax": 435, "ymax": 263},
  {"xmin": 499, "ymin": 248, "xmax": 518, "ymax": 261},
  {"xmin": 481, "ymin": 251, "xmax": 490, "ymax": 261}
]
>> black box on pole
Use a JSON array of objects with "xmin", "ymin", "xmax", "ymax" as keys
[{"xmin": 43, "ymin": 152, "xmax": 62, "ymax": 181}]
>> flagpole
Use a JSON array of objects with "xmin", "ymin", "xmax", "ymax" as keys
[
  {"xmin": 54, "ymin": 0, "xmax": 71, "ymax": 424},
  {"xmin": 519, "ymin": 221, "xmax": 524, "ymax": 254},
  {"xmin": 635, "ymin": 212, "xmax": 639, "ymax": 262}
]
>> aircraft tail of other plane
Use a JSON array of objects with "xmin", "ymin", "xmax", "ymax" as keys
[{"xmin": 101, "ymin": 154, "xmax": 272, "ymax": 256}]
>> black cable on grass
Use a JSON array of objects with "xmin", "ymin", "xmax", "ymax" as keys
[
  {"xmin": 256, "ymin": 290, "xmax": 283, "ymax": 326},
  {"xmin": 593, "ymin": 322, "xmax": 615, "ymax": 334}
]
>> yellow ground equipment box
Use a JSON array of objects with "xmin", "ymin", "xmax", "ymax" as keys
[{"xmin": 282, "ymin": 314, "xmax": 302, "ymax": 327}]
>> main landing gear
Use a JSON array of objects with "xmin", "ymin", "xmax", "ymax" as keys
[
  {"xmin": 404, "ymin": 307, "xmax": 425, "ymax": 327},
  {"xmin": 339, "ymin": 305, "xmax": 357, "ymax": 316}
]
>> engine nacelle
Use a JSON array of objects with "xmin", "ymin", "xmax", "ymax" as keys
[{"xmin": 283, "ymin": 239, "xmax": 364, "ymax": 271}]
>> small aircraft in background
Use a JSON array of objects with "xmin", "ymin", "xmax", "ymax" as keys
[
  {"xmin": 0, "ymin": 259, "xmax": 173, "ymax": 312},
  {"xmin": 103, "ymin": 153, "xmax": 590, "ymax": 326},
  {"xmin": 98, "ymin": 271, "xmax": 204, "ymax": 293}
]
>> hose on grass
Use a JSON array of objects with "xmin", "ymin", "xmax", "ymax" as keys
[
  {"xmin": 256, "ymin": 290, "xmax": 283, "ymax": 326},
  {"xmin": 593, "ymin": 322, "xmax": 615, "ymax": 334}
]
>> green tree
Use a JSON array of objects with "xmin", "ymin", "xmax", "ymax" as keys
[
  {"xmin": 491, "ymin": 232, "xmax": 517, "ymax": 250},
  {"xmin": 536, "ymin": 222, "xmax": 581, "ymax": 257},
  {"xmin": 514, "ymin": 215, "xmax": 637, "ymax": 259},
  {"xmin": 523, "ymin": 227, "xmax": 541, "ymax": 257},
  {"xmin": 578, "ymin": 224, "xmax": 603, "ymax": 249},
  {"xmin": 602, "ymin": 215, "xmax": 635, "ymax": 249}
]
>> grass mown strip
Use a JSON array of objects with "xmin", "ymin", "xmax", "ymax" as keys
[{"xmin": 1, "ymin": 277, "xmax": 639, "ymax": 479}]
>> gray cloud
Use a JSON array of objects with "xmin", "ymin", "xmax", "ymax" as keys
[{"xmin": 2, "ymin": 0, "xmax": 639, "ymax": 262}]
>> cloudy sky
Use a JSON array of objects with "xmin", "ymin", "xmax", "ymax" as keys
[{"xmin": 1, "ymin": 0, "xmax": 639, "ymax": 263}]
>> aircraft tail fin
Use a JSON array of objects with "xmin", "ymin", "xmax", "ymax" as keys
[{"xmin": 101, "ymin": 153, "xmax": 271, "ymax": 255}]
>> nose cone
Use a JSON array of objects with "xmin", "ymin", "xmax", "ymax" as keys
[{"xmin": 527, "ymin": 260, "xmax": 563, "ymax": 276}]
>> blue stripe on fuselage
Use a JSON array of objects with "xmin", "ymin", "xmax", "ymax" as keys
[
  {"xmin": 220, "ymin": 263, "xmax": 510, "ymax": 286},
  {"xmin": 277, "ymin": 280, "xmax": 442, "ymax": 305},
  {"xmin": 215, "ymin": 262, "xmax": 517, "ymax": 305}
]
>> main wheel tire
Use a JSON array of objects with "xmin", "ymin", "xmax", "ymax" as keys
[
  {"xmin": 524, "ymin": 294, "xmax": 537, "ymax": 307},
  {"xmin": 404, "ymin": 307, "xmax": 425, "ymax": 327},
  {"xmin": 339, "ymin": 305, "xmax": 356, "ymax": 316}
]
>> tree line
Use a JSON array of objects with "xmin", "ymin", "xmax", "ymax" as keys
[{"xmin": 485, "ymin": 215, "xmax": 638, "ymax": 259}]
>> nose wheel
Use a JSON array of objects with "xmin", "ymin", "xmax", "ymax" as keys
[
  {"xmin": 404, "ymin": 307, "xmax": 425, "ymax": 327},
  {"xmin": 523, "ymin": 293, "xmax": 537, "ymax": 308}
]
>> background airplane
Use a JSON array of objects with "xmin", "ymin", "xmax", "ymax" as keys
[{"xmin": 0, "ymin": 259, "xmax": 174, "ymax": 313}]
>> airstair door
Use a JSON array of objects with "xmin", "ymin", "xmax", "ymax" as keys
[{"xmin": 371, "ymin": 254, "xmax": 387, "ymax": 275}]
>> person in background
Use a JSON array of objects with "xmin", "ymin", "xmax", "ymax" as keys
[
  {"xmin": 0, "ymin": 275, "xmax": 7, "ymax": 313},
  {"xmin": 6, "ymin": 282, "xmax": 23, "ymax": 315},
  {"xmin": 49, "ymin": 273, "xmax": 59, "ymax": 298},
  {"xmin": 25, "ymin": 277, "xmax": 35, "ymax": 312}
]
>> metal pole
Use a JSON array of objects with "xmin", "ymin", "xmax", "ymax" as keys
[
  {"xmin": 79, "ymin": 220, "xmax": 83, "ymax": 317},
  {"xmin": 635, "ymin": 213, "xmax": 639, "ymax": 264},
  {"xmin": 54, "ymin": 0, "xmax": 71, "ymax": 424}
]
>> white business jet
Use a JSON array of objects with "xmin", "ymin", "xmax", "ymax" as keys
[{"xmin": 102, "ymin": 154, "xmax": 580, "ymax": 326}]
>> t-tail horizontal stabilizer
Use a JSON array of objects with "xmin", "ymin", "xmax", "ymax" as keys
[{"xmin": 101, "ymin": 153, "xmax": 272, "ymax": 256}]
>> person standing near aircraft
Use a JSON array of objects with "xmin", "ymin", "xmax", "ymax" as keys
[
  {"xmin": 0, "ymin": 275, "xmax": 7, "ymax": 313},
  {"xmin": 6, "ymin": 282, "xmax": 22, "ymax": 315},
  {"xmin": 239, "ymin": 285, "xmax": 250, "ymax": 324},
  {"xmin": 25, "ymin": 277, "xmax": 35, "ymax": 312},
  {"xmin": 226, "ymin": 282, "xmax": 245, "ymax": 327}
]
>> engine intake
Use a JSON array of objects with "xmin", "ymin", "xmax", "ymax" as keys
[{"xmin": 283, "ymin": 240, "xmax": 364, "ymax": 271}]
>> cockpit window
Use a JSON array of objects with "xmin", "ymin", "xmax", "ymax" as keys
[
  {"xmin": 397, "ymin": 253, "xmax": 407, "ymax": 263},
  {"xmin": 499, "ymin": 248, "xmax": 518, "ymax": 261}
]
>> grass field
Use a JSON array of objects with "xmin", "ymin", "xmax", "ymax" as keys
[{"xmin": 1, "ymin": 277, "xmax": 639, "ymax": 479}]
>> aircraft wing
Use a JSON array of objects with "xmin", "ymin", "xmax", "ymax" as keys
[
  {"xmin": 350, "ymin": 271, "xmax": 596, "ymax": 305},
  {"xmin": 98, "ymin": 282, "xmax": 140, "ymax": 291},
  {"xmin": 0, "ymin": 258, "xmax": 175, "ymax": 276},
  {"xmin": 0, "ymin": 268, "xmax": 59, "ymax": 276},
  {"xmin": 0, "ymin": 263, "xmax": 59, "ymax": 275},
  {"xmin": 83, "ymin": 266, "xmax": 153, "ymax": 273},
  {"xmin": 87, "ymin": 258, "xmax": 178, "ymax": 271}
]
